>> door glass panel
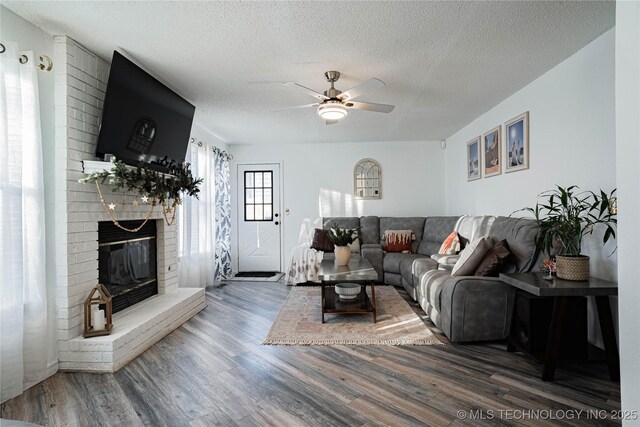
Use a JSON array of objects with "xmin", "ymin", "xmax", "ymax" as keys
[
  {"xmin": 244, "ymin": 170, "xmax": 274, "ymax": 222},
  {"xmin": 246, "ymin": 205, "xmax": 254, "ymax": 220}
]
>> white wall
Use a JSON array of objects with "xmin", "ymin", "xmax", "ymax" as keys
[
  {"xmin": 444, "ymin": 29, "xmax": 617, "ymax": 346},
  {"xmin": 190, "ymin": 123, "xmax": 229, "ymax": 151},
  {"xmin": 615, "ymin": 1, "xmax": 640, "ymax": 422},
  {"xmin": 0, "ymin": 6, "xmax": 58, "ymax": 381},
  {"xmin": 229, "ymin": 140, "xmax": 445, "ymax": 271}
]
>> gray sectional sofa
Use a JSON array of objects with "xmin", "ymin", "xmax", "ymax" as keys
[{"xmin": 321, "ymin": 215, "xmax": 540, "ymax": 343}]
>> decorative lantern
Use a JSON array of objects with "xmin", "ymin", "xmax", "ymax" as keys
[{"xmin": 83, "ymin": 284, "xmax": 113, "ymax": 338}]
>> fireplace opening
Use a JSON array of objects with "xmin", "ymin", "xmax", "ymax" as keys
[{"xmin": 98, "ymin": 220, "xmax": 158, "ymax": 313}]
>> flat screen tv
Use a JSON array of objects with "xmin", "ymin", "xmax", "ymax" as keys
[{"xmin": 95, "ymin": 51, "xmax": 195, "ymax": 173}]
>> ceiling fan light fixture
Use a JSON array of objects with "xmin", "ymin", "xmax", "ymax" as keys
[{"xmin": 318, "ymin": 102, "xmax": 348, "ymax": 120}]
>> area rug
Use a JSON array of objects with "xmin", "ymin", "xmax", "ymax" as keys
[{"xmin": 263, "ymin": 286, "xmax": 443, "ymax": 346}]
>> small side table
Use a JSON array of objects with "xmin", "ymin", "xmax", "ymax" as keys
[{"xmin": 500, "ymin": 272, "xmax": 619, "ymax": 382}]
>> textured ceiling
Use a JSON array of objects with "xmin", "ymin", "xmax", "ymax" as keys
[{"xmin": 4, "ymin": 1, "xmax": 614, "ymax": 144}]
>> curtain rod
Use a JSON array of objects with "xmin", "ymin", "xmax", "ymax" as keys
[
  {"xmin": 189, "ymin": 137, "xmax": 233, "ymax": 160},
  {"xmin": 0, "ymin": 43, "xmax": 53, "ymax": 72}
]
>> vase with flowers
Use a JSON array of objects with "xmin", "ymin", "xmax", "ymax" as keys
[{"xmin": 328, "ymin": 226, "xmax": 359, "ymax": 266}]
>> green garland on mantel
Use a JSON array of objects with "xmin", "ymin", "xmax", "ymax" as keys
[{"xmin": 80, "ymin": 157, "xmax": 203, "ymax": 204}]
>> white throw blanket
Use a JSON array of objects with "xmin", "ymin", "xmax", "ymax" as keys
[{"xmin": 285, "ymin": 244, "xmax": 324, "ymax": 285}]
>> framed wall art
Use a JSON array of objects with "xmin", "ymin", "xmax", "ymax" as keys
[
  {"xmin": 505, "ymin": 111, "xmax": 530, "ymax": 173},
  {"xmin": 466, "ymin": 136, "xmax": 481, "ymax": 181},
  {"xmin": 483, "ymin": 125, "xmax": 502, "ymax": 178}
]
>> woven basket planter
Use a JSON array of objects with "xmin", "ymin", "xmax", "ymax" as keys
[{"xmin": 556, "ymin": 255, "xmax": 590, "ymax": 281}]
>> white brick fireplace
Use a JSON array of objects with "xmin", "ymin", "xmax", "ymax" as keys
[{"xmin": 53, "ymin": 36, "xmax": 205, "ymax": 372}]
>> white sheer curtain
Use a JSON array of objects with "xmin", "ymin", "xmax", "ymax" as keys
[
  {"xmin": 177, "ymin": 142, "xmax": 216, "ymax": 288},
  {"xmin": 0, "ymin": 45, "xmax": 48, "ymax": 402}
]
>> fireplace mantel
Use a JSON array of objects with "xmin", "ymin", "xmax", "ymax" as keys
[{"xmin": 54, "ymin": 37, "xmax": 206, "ymax": 373}]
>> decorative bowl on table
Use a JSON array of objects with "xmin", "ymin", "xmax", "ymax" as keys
[{"xmin": 334, "ymin": 283, "xmax": 361, "ymax": 300}]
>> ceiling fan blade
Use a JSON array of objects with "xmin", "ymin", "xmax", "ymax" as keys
[
  {"xmin": 325, "ymin": 120, "xmax": 338, "ymax": 125},
  {"xmin": 283, "ymin": 82, "xmax": 329, "ymax": 101},
  {"xmin": 345, "ymin": 101, "xmax": 395, "ymax": 113},
  {"xmin": 272, "ymin": 103, "xmax": 319, "ymax": 112},
  {"xmin": 339, "ymin": 78, "xmax": 386, "ymax": 101}
]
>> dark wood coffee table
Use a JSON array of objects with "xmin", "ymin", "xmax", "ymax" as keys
[
  {"xmin": 500, "ymin": 272, "xmax": 619, "ymax": 381},
  {"xmin": 318, "ymin": 256, "xmax": 378, "ymax": 323}
]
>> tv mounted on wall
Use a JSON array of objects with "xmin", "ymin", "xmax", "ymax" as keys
[{"xmin": 95, "ymin": 51, "xmax": 195, "ymax": 174}]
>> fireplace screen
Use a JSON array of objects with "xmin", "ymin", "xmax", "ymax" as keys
[{"xmin": 98, "ymin": 220, "xmax": 158, "ymax": 313}]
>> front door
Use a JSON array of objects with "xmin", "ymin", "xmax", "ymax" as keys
[{"xmin": 237, "ymin": 164, "xmax": 282, "ymax": 272}]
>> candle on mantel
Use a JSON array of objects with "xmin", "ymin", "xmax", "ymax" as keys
[{"xmin": 92, "ymin": 308, "xmax": 106, "ymax": 331}]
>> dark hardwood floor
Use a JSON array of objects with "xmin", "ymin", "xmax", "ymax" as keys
[{"xmin": 2, "ymin": 281, "xmax": 621, "ymax": 426}]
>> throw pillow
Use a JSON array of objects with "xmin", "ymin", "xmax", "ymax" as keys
[
  {"xmin": 438, "ymin": 231, "xmax": 461, "ymax": 255},
  {"xmin": 474, "ymin": 240, "xmax": 512, "ymax": 277},
  {"xmin": 310, "ymin": 228, "xmax": 334, "ymax": 252},
  {"xmin": 451, "ymin": 237, "xmax": 491, "ymax": 276},
  {"xmin": 383, "ymin": 230, "xmax": 413, "ymax": 253}
]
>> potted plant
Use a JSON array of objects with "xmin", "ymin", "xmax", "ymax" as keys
[
  {"xmin": 520, "ymin": 185, "xmax": 617, "ymax": 281},
  {"xmin": 328, "ymin": 226, "xmax": 358, "ymax": 266}
]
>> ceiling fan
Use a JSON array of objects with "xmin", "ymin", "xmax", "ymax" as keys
[{"xmin": 277, "ymin": 71, "xmax": 395, "ymax": 125}]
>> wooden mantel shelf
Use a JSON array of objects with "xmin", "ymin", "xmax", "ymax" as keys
[{"xmin": 81, "ymin": 160, "xmax": 175, "ymax": 178}]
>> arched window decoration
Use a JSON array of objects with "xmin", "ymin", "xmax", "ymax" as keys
[{"xmin": 354, "ymin": 158, "xmax": 382, "ymax": 199}]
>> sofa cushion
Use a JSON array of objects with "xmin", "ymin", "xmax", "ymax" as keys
[
  {"xmin": 417, "ymin": 241, "xmax": 441, "ymax": 256},
  {"xmin": 310, "ymin": 228, "xmax": 334, "ymax": 252},
  {"xmin": 474, "ymin": 239, "xmax": 512, "ymax": 277},
  {"xmin": 439, "ymin": 231, "xmax": 461, "ymax": 255},
  {"xmin": 359, "ymin": 216, "xmax": 379, "ymax": 244},
  {"xmin": 488, "ymin": 217, "xmax": 539, "ymax": 273},
  {"xmin": 384, "ymin": 272, "xmax": 402, "ymax": 287},
  {"xmin": 413, "ymin": 257, "xmax": 439, "ymax": 278},
  {"xmin": 383, "ymin": 230, "xmax": 414, "ymax": 253},
  {"xmin": 418, "ymin": 269, "xmax": 451, "ymax": 314},
  {"xmin": 399, "ymin": 255, "xmax": 429, "ymax": 287},
  {"xmin": 380, "ymin": 217, "xmax": 426, "ymax": 253},
  {"xmin": 451, "ymin": 237, "xmax": 491, "ymax": 276},
  {"xmin": 418, "ymin": 216, "xmax": 459, "ymax": 255},
  {"xmin": 383, "ymin": 253, "xmax": 425, "ymax": 274}
]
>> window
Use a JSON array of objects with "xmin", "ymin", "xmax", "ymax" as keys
[
  {"xmin": 354, "ymin": 158, "xmax": 382, "ymax": 199},
  {"xmin": 244, "ymin": 171, "xmax": 273, "ymax": 221}
]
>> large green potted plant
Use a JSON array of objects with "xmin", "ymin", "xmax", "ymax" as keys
[
  {"xmin": 328, "ymin": 226, "xmax": 358, "ymax": 266},
  {"xmin": 520, "ymin": 185, "xmax": 617, "ymax": 281}
]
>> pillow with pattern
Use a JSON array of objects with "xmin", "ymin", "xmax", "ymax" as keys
[
  {"xmin": 439, "ymin": 231, "xmax": 461, "ymax": 255},
  {"xmin": 383, "ymin": 230, "xmax": 413, "ymax": 253}
]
